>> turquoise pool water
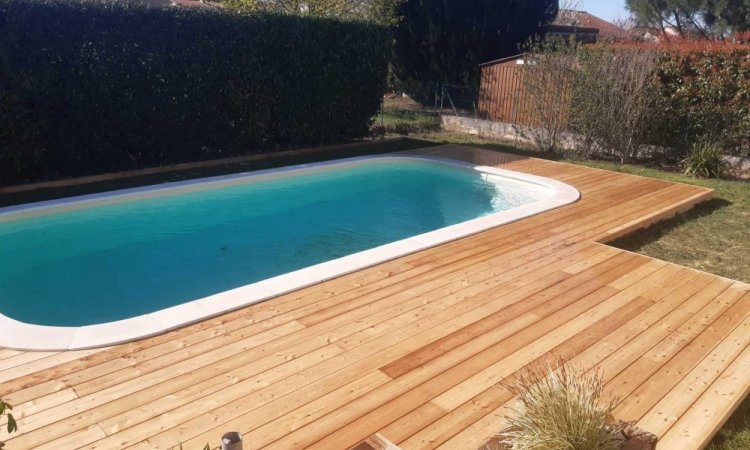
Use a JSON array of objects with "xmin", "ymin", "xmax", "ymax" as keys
[{"xmin": 0, "ymin": 159, "xmax": 539, "ymax": 326}]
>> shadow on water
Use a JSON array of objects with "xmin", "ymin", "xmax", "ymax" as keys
[
  {"xmin": 0, "ymin": 138, "xmax": 437, "ymax": 208},
  {"xmin": 424, "ymin": 136, "xmax": 566, "ymax": 161}
]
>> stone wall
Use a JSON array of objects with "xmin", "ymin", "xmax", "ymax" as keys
[{"xmin": 439, "ymin": 115, "xmax": 583, "ymax": 151}]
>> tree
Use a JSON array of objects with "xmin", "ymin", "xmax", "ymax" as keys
[
  {"xmin": 391, "ymin": 0, "xmax": 558, "ymax": 101},
  {"xmin": 707, "ymin": 0, "xmax": 750, "ymax": 32},
  {"xmin": 626, "ymin": 0, "xmax": 750, "ymax": 38}
]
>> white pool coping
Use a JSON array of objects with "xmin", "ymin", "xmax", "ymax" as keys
[{"xmin": 0, "ymin": 154, "xmax": 580, "ymax": 351}]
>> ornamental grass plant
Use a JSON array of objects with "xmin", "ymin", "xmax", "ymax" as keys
[
  {"xmin": 683, "ymin": 140, "xmax": 726, "ymax": 178},
  {"xmin": 498, "ymin": 361, "xmax": 619, "ymax": 450}
]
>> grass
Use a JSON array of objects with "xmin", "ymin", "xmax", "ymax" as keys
[
  {"xmin": 372, "ymin": 108, "xmax": 441, "ymax": 135},
  {"xmin": 710, "ymin": 409, "xmax": 750, "ymax": 450}
]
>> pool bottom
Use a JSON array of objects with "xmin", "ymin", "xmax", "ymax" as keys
[{"xmin": 0, "ymin": 155, "xmax": 579, "ymax": 350}]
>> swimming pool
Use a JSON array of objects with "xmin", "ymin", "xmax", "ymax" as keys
[{"xmin": 0, "ymin": 155, "xmax": 579, "ymax": 350}]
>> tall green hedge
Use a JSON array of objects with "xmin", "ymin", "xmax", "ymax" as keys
[
  {"xmin": 0, "ymin": 0, "xmax": 390, "ymax": 186},
  {"xmin": 655, "ymin": 50, "xmax": 750, "ymax": 157}
]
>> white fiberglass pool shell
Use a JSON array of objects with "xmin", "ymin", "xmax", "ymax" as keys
[{"xmin": 0, "ymin": 154, "xmax": 580, "ymax": 351}]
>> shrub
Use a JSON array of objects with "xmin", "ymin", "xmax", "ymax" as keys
[
  {"xmin": 683, "ymin": 140, "xmax": 726, "ymax": 178},
  {"xmin": 655, "ymin": 49, "xmax": 750, "ymax": 158},
  {"xmin": 500, "ymin": 361, "xmax": 619, "ymax": 450},
  {"xmin": 0, "ymin": 0, "xmax": 390, "ymax": 186},
  {"xmin": 505, "ymin": 41, "xmax": 750, "ymax": 162},
  {"xmin": 570, "ymin": 46, "xmax": 661, "ymax": 164},
  {"xmin": 519, "ymin": 38, "xmax": 578, "ymax": 155}
]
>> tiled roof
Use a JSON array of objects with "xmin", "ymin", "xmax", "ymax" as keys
[{"xmin": 553, "ymin": 9, "xmax": 630, "ymax": 40}]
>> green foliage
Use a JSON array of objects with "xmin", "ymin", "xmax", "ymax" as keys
[
  {"xmin": 682, "ymin": 139, "xmax": 726, "ymax": 177},
  {"xmin": 0, "ymin": 399, "xmax": 18, "ymax": 437},
  {"xmin": 0, "ymin": 0, "xmax": 390, "ymax": 186},
  {"xmin": 716, "ymin": 0, "xmax": 750, "ymax": 32},
  {"xmin": 654, "ymin": 49, "xmax": 750, "ymax": 157},
  {"xmin": 626, "ymin": 0, "xmax": 750, "ymax": 37},
  {"xmin": 391, "ymin": 0, "xmax": 558, "ymax": 102}
]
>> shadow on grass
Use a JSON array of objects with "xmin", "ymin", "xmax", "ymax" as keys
[{"xmin": 608, "ymin": 197, "xmax": 732, "ymax": 251}]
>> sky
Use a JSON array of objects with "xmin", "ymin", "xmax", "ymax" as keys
[{"xmin": 581, "ymin": 0, "xmax": 629, "ymax": 22}]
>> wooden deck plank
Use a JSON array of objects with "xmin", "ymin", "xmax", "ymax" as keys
[
  {"xmin": 85, "ymin": 253, "xmax": 592, "ymax": 446},
  {"xmin": 73, "ymin": 248, "xmax": 612, "ymax": 448},
  {"xmin": 657, "ymin": 332, "xmax": 750, "ymax": 450},
  {"xmin": 343, "ymin": 260, "xmax": 666, "ymax": 449},
  {"xmin": 380, "ymin": 253, "xmax": 642, "ymax": 379},
  {"xmin": 274, "ymin": 258, "xmax": 654, "ymax": 449},
  {"xmin": 427, "ymin": 291, "xmax": 676, "ymax": 450},
  {"xmin": 387, "ymin": 291, "xmax": 656, "ymax": 449},
  {"xmin": 397, "ymin": 277, "xmax": 730, "ymax": 449},
  {"xmin": 126, "ymin": 264, "xmax": 591, "ymax": 448},
  {"xmin": 3, "ymin": 145, "xmax": 743, "ymax": 450},
  {"xmin": 602, "ymin": 280, "xmax": 744, "ymax": 402},
  {"xmin": 612, "ymin": 284, "xmax": 750, "ymax": 421},
  {"xmin": 637, "ymin": 292, "xmax": 750, "ymax": 437}
]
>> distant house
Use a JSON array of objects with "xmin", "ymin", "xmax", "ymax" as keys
[{"xmin": 543, "ymin": 9, "xmax": 630, "ymax": 43}]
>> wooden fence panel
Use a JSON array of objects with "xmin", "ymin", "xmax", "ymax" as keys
[{"xmin": 478, "ymin": 62, "xmax": 571, "ymax": 129}]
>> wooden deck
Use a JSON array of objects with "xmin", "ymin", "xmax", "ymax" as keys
[{"xmin": 2, "ymin": 145, "xmax": 748, "ymax": 450}]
